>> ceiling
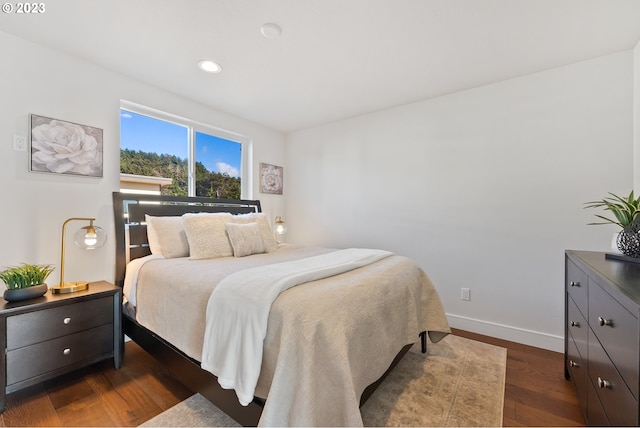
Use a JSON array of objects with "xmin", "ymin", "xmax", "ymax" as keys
[{"xmin": 2, "ymin": 0, "xmax": 640, "ymax": 133}]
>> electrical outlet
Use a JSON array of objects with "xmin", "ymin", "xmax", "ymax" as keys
[
  {"xmin": 13, "ymin": 135, "xmax": 27, "ymax": 152},
  {"xmin": 460, "ymin": 288, "xmax": 470, "ymax": 301}
]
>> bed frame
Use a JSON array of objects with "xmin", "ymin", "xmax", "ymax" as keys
[{"xmin": 112, "ymin": 191, "xmax": 425, "ymax": 426}]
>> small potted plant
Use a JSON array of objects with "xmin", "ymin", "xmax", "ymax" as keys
[
  {"xmin": 0, "ymin": 263, "xmax": 54, "ymax": 302},
  {"xmin": 584, "ymin": 190, "xmax": 640, "ymax": 257}
]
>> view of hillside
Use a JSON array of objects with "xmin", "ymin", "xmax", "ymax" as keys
[{"xmin": 120, "ymin": 149, "xmax": 241, "ymax": 198}]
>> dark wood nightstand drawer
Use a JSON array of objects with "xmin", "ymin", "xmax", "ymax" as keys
[
  {"xmin": 6, "ymin": 323, "xmax": 113, "ymax": 386},
  {"xmin": 566, "ymin": 260, "xmax": 588, "ymax": 316},
  {"xmin": 589, "ymin": 280, "xmax": 639, "ymax": 399},
  {"xmin": 0, "ymin": 281, "xmax": 121, "ymax": 414},
  {"xmin": 6, "ymin": 296, "xmax": 113, "ymax": 350},
  {"xmin": 588, "ymin": 328, "xmax": 638, "ymax": 426}
]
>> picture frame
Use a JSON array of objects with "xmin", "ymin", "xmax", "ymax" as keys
[
  {"xmin": 30, "ymin": 114, "xmax": 104, "ymax": 177},
  {"xmin": 260, "ymin": 162, "xmax": 283, "ymax": 195}
]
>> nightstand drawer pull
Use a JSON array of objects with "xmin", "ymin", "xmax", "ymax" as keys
[
  {"xmin": 598, "ymin": 316, "xmax": 612, "ymax": 327},
  {"xmin": 570, "ymin": 321, "xmax": 580, "ymax": 327},
  {"xmin": 570, "ymin": 281, "xmax": 580, "ymax": 287},
  {"xmin": 63, "ymin": 317, "xmax": 71, "ymax": 325},
  {"xmin": 569, "ymin": 360, "xmax": 579, "ymax": 368},
  {"xmin": 63, "ymin": 348, "xmax": 71, "ymax": 356},
  {"xmin": 597, "ymin": 377, "xmax": 611, "ymax": 389}
]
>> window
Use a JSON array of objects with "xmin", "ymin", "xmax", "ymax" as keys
[
  {"xmin": 195, "ymin": 131, "xmax": 242, "ymax": 199},
  {"xmin": 120, "ymin": 110, "xmax": 189, "ymax": 195},
  {"xmin": 119, "ymin": 102, "xmax": 249, "ymax": 198}
]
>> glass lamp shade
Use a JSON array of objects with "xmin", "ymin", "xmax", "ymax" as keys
[
  {"xmin": 74, "ymin": 225, "xmax": 107, "ymax": 249},
  {"xmin": 275, "ymin": 217, "xmax": 287, "ymax": 235}
]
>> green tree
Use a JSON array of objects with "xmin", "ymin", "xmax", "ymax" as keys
[{"xmin": 120, "ymin": 149, "xmax": 240, "ymax": 198}]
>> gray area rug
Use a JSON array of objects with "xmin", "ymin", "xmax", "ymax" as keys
[{"xmin": 141, "ymin": 334, "xmax": 506, "ymax": 427}]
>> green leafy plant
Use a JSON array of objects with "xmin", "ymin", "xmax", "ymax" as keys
[
  {"xmin": 584, "ymin": 191, "xmax": 640, "ymax": 230},
  {"xmin": 0, "ymin": 264, "xmax": 54, "ymax": 290}
]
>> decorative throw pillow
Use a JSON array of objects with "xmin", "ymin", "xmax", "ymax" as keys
[
  {"xmin": 225, "ymin": 222, "xmax": 266, "ymax": 257},
  {"xmin": 182, "ymin": 212, "xmax": 234, "ymax": 259},
  {"xmin": 145, "ymin": 215, "xmax": 189, "ymax": 258},
  {"xmin": 231, "ymin": 212, "xmax": 279, "ymax": 252}
]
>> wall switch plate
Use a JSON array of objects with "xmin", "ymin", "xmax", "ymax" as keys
[
  {"xmin": 13, "ymin": 135, "xmax": 27, "ymax": 151},
  {"xmin": 460, "ymin": 288, "xmax": 470, "ymax": 301}
]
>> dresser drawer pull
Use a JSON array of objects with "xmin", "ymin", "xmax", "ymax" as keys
[
  {"xmin": 597, "ymin": 377, "xmax": 611, "ymax": 389},
  {"xmin": 598, "ymin": 316, "xmax": 613, "ymax": 327},
  {"xmin": 569, "ymin": 360, "xmax": 579, "ymax": 368},
  {"xmin": 570, "ymin": 321, "xmax": 580, "ymax": 327},
  {"xmin": 63, "ymin": 348, "xmax": 71, "ymax": 356},
  {"xmin": 570, "ymin": 281, "xmax": 580, "ymax": 287},
  {"xmin": 63, "ymin": 317, "xmax": 71, "ymax": 325}
]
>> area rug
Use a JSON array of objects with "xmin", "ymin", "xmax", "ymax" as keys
[{"xmin": 140, "ymin": 334, "xmax": 506, "ymax": 427}]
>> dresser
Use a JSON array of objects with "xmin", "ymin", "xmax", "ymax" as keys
[
  {"xmin": 565, "ymin": 250, "xmax": 640, "ymax": 426},
  {"xmin": 0, "ymin": 281, "xmax": 121, "ymax": 413}
]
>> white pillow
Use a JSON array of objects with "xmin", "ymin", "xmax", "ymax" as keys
[
  {"xmin": 225, "ymin": 222, "xmax": 266, "ymax": 257},
  {"xmin": 182, "ymin": 212, "xmax": 234, "ymax": 259},
  {"xmin": 231, "ymin": 212, "xmax": 279, "ymax": 252},
  {"xmin": 145, "ymin": 215, "xmax": 189, "ymax": 258}
]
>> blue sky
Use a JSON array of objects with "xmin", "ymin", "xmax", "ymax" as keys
[{"xmin": 120, "ymin": 110, "xmax": 241, "ymax": 177}]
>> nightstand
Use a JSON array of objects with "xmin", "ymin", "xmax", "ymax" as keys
[{"xmin": 0, "ymin": 281, "xmax": 121, "ymax": 413}]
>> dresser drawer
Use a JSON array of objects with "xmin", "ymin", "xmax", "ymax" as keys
[
  {"xmin": 567, "ymin": 296, "xmax": 588, "ymax": 361},
  {"xmin": 566, "ymin": 259, "xmax": 588, "ymax": 316},
  {"xmin": 588, "ymin": 328, "xmax": 638, "ymax": 426},
  {"xmin": 589, "ymin": 280, "xmax": 639, "ymax": 399},
  {"xmin": 6, "ymin": 296, "xmax": 113, "ymax": 350},
  {"xmin": 6, "ymin": 323, "xmax": 113, "ymax": 386},
  {"xmin": 586, "ymin": 376, "xmax": 609, "ymax": 426},
  {"xmin": 567, "ymin": 332, "xmax": 588, "ymax": 406}
]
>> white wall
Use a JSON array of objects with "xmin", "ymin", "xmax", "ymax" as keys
[
  {"xmin": 2, "ymin": 28, "xmax": 634, "ymax": 352},
  {"xmin": 0, "ymin": 31, "xmax": 286, "ymax": 286},
  {"xmin": 285, "ymin": 51, "xmax": 634, "ymax": 351}
]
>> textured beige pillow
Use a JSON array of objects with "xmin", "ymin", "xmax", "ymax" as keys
[
  {"xmin": 225, "ymin": 222, "xmax": 266, "ymax": 257},
  {"xmin": 145, "ymin": 215, "xmax": 189, "ymax": 258},
  {"xmin": 231, "ymin": 212, "xmax": 279, "ymax": 252},
  {"xmin": 182, "ymin": 212, "xmax": 234, "ymax": 259}
]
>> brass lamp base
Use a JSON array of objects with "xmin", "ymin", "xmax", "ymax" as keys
[{"xmin": 51, "ymin": 282, "xmax": 89, "ymax": 294}]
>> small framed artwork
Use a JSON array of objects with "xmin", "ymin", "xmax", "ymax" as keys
[
  {"xmin": 30, "ymin": 114, "xmax": 104, "ymax": 177},
  {"xmin": 260, "ymin": 163, "xmax": 283, "ymax": 195}
]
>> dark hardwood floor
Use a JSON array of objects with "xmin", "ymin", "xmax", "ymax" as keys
[
  {"xmin": 452, "ymin": 329, "xmax": 585, "ymax": 427},
  {"xmin": 0, "ymin": 330, "xmax": 585, "ymax": 427},
  {"xmin": 0, "ymin": 343, "xmax": 193, "ymax": 427}
]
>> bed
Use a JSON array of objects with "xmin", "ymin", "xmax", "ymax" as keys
[{"xmin": 112, "ymin": 191, "xmax": 450, "ymax": 426}]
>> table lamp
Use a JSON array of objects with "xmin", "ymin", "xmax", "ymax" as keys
[
  {"xmin": 274, "ymin": 216, "xmax": 287, "ymax": 243},
  {"xmin": 51, "ymin": 217, "xmax": 107, "ymax": 294}
]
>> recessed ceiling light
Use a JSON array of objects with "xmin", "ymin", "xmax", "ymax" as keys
[
  {"xmin": 198, "ymin": 60, "xmax": 222, "ymax": 73},
  {"xmin": 260, "ymin": 23, "xmax": 282, "ymax": 38}
]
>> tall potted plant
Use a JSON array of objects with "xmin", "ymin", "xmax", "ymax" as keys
[
  {"xmin": 585, "ymin": 191, "xmax": 640, "ymax": 258},
  {"xmin": 0, "ymin": 263, "xmax": 54, "ymax": 302}
]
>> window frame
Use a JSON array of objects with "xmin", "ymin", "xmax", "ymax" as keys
[{"xmin": 120, "ymin": 100, "xmax": 252, "ymax": 198}]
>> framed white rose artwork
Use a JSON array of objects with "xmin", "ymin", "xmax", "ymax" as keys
[
  {"xmin": 260, "ymin": 163, "xmax": 283, "ymax": 195},
  {"xmin": 30, "ymin": 114, "xmax": 104, "ymax": 177}
]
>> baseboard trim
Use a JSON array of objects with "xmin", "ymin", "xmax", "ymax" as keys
[{"xmin": 446, "ymin": 313, "xmax": 564, "ymax": 352}]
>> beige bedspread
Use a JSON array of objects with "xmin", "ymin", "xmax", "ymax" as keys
[{"xmin": 131, "ymin": 244, "xmax": 450, "ymax": 426}]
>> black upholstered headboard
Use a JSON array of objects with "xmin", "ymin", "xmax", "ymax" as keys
[{"xmin": 112, "ymin": 192, "xmax": 262, "ymax": 286}]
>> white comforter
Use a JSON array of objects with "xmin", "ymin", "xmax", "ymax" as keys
[
  {"xmin": 126, "ymin": 244, "xmax": 450, "ymax": 427},
  {"xmin": 201, "ymin": 248, "xmax": 393, "ymax": 407}
]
